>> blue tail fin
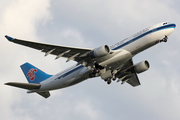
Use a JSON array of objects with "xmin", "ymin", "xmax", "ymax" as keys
[{"xmin": 20, "ymin": 62, "xmax": 52, "ymax": 84}]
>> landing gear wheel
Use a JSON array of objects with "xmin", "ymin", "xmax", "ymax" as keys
[
  {"xmin": 159, "ymin": 36, "xmax": 168, "ymax": 43},
  {"xmin": 112, "ymin": 76, "xmax": 116, "ymax": 81},
  {"xmin": 107, "ymin": 80, "xmax": 111, "ymax": 84},
  {"xmin": 163, "ymin": 35, "xmax": 168, "ymax": 42},
  {"xmin": 164, "ymin": 39, "xmax": 167, "ymax": 42}
]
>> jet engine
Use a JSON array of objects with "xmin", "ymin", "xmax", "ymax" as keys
[
  {"xmin": 134, "ymin": 60, "xmax": 150, "ymax": 74},
  {"xmin": 90, "ymin": 45, "xmax": 110, "ymax": 58}
]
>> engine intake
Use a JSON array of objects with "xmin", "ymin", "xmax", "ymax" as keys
[
  {"xmin": 90, "ymin": 45, "xmax": 110, "ymax": 58},
  {"xmin": 134, "ymin": 60, "xmax": 150, "ymax": 74}
]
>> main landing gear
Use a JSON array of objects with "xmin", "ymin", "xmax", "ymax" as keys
[
  {"xmin": 104, "ymin": 78, "xmax": 112, "ymax": 84},
  {"xmin": 104, "ymin": 74, "xmax": 117, "ymax": 85},
  {"xmin": 89, "ymin": 63, "xmax": 104, "ymax": 78},
  {"xmin": 89, "ymin": 68, "xmax": 100, "ymax": 77},
  {"xmin": 89, "ymin": 63, "xmax": 118, "ymax": 85}
]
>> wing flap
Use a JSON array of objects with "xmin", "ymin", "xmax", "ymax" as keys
[
  {"xmin": 117, "ymin": 59, "xmax": 141, "ymax": 87},
  {"xmin": 126, "ymin": 73, "xmax": 141, "ymax": 87}
]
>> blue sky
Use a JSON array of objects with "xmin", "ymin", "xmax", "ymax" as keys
[{"xmin": 1, "ymin": 0, "xmax": 180, "ymax": 120}]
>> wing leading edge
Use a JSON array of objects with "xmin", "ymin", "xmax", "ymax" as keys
[{"xmin": 5, "ymin": 35, "xmax": 92, "ymax": 62}]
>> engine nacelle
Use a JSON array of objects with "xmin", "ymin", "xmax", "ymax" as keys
[
  {"xmin": 90, "ymin": 45, "xmax": 110, "ymax": 58},
  {"xmin": 134, "ymin": 60, "xmax": 150, "ymax": 74}
]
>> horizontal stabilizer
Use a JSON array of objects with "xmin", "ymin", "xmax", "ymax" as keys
[{"xmin": 5, "ymin": 82, "xmax": 40, "ymax": 90}]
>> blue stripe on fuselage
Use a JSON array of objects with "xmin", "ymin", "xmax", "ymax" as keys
[
  {"xmin": 55, "ymin": 65, "xmax": 84, "ymax": 80},
  {"xmin": 112, "ymin": 23, "xmax": 176, "ymax": 50}
]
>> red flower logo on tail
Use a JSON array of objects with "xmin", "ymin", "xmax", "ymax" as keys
[{"xmin": 27, "ymin": 68, "xmax": 37, "ymax": 81}]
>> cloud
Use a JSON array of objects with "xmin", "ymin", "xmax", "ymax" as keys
[
  {"xmin": 0, "ymin": 0, "xmax": 53, "ymax": 120},
  {"xmin": 1, "ymin": 0, "xmax": 180, "ymax": 120}
]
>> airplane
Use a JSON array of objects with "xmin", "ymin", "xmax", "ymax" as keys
[{"xmin": 5, "ymin": 22, "xmax": 176, "ymax": 98}]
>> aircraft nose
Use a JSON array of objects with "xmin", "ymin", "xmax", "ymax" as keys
[
  {"xmin": 172, "ymin": 23, "xmax": 176, "ymax": 28},
  {"xmin": 166, "ymin": 23, "xmax": 176, "ymax": 36},
  {"xmin": 171, "ymin": 23, "xmax": 176, "ymax": 30}
]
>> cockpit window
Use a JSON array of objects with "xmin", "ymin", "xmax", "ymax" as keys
[
  {"xmin": 163, "ymin": 22, "xmax": 168, "ymax": 25},
  {"xmin": 163, "ymin": 22, "xmax": 170, "ymax": 25}
]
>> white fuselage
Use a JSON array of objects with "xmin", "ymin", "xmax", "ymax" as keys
[{"xmin": 39, "ymin": 22, "xmax": 176, "ymax": 91}]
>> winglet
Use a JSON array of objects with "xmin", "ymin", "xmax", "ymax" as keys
[{"xmin": 5, "ymin": 35, "xmax": 14, "ymax": 41}]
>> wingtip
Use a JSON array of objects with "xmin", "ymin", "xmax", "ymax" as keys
[{"xmin": 5, "ymin": 35, "xmax": 14, "ymax": 41}]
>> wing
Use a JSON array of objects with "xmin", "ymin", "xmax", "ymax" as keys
[
  {"xmin": 116, "ymin": 59, "xmax": 141, "ymax": 87},
  {"xmin": 5, "ymin": 35, "xmax": 92, "ymax": 62},
  {"xmin": 126, "ymin": 73, "xmax": 140, "ymax": 87}
]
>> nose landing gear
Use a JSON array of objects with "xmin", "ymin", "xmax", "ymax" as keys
[
  {"xmin": 162, "ymin": 35, "xmax": 168, "ymax": 42},
  {"xmin": 159, "ymin": 35, "xmax": 168, "ymax": 43}
]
